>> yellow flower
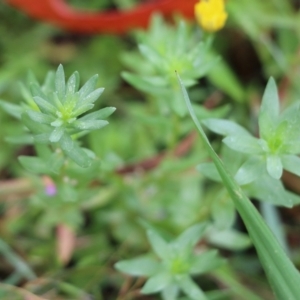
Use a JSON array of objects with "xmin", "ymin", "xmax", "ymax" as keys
[{"xmin": 194, "ymin": 0, "xmax": 228, "ymax": 32}]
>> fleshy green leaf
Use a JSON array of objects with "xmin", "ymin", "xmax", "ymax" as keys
[
  {"xmin": 247, "ymin": 176, "xmax": 293, "ymax": 207},
  {"xmin": 78, "ymin": 74, "xmax": 98, "ymax": 98},
  {"xmin": 63, "ymin": 143, "xmax": 92, "ymax": 168},
  {"xmin": 266, "ymin": 154, "xmax": 283, "ymax": 179},
  {"xmin": 197, "ymin": 162, "xmax": 222, "ymax": 182},
  {"xmin": 49, "ymin": 127, "xmax": 65, "ymax": 143},
  {"xmin": 202, "ymin": 119, "xmax": 251, "ymax": 136},
  {"xmin": 122, "ymin": 72, "xmax": 167, "ymax": 95},
  {"xmin": 172, "ymin": 223, "xmax": 206, "ymax": 252},
  {"xmin": 73, "ymin": 120, "xmax": 108, "ymax": 131},
  {"xmin": 46, "ymin": 152, "xmax": 65, "ymax": 174},
  {"xmin": 234, "ymin": 156, "xmax": 265, "ymax": 185},
  {"xmin": 0, "ymin": 100, "xmax": 23, "ymax": 119},
  {"xmin": 281, "ymin": 154, "xmax": 300, "ymax": 177},
  {"xmin": 80, "ymin": 107, "xmax": 116, "ymax": 121},
  {"xmin": 22, "ymin": 113, "xmax": 51, "ymax": 134},
  {"xmin": 147, "ymin": 230, "xmax": 170, "ymax": 260},
  {"xmin": 5, "ymin": 135, "xmax": 34, "ymax": 145},
  {"xmin": 18, "ymin": 156, "xmax": 48, "ymax": 174},
  {"xmin": 34, "ymin": 133, "xmax": 52, "ymax": 144},
  {"xmin": 211, "ymin": 191, "xmax": 236, "ymax": 229},
  {"xmin": 33, "ymin": 96, "xmax": 57, "ymax": 115},
  {"xmin": 59, "ymin": 133, "xmax": 74, "ymax": 152},
  {"xmin": 259, "ymin": 77, "xmax": 279, "ymax": 139},
  {"xmin": 189, "ymin": 250, "xmax": 225, "ymax": 275},
  {"xmin": 55, "ymin": 64, "xmax": 66, "ymax": 102},
  {"xmin": 115, "ymin": 256, "xmax": 159, "ymax": 277},
  {"xmin": 66, "ymin": 72, "xmax": 79, "ymax": 96},
  {"xmin": 223, "ymin": 135, "xmax": 263, "ymax": 154},
  {"xmin": 72, "ymin": 104, "xmax": 94, "ymax": 117},
  {"xmin": 78, "ymin": 88, "xmax": 104, "ymax": 106},
  {"xmin": 141, "ymin": 272, "xmax": 172, "ymax": 294},
  {"xmin": 207, "ymin": 228, "xmax": 251, "ymax": 251},
  {"xmin": 27, "ymin": 111, "xmax": 55, "ymax": 124},
  {"xmin": 139, "ymin": 44, "xmax": 161, "ymax": 65},
  {"xmin": 161, "ymin": 284, "xmax": 179, "ymax": 300},
  {"xmin": 178, "ymin": 275, "xmax": 208, "ymax": 300},
  {"xmin": 30, "ymin": 82, "xmax": 47, "ymax": 100}
]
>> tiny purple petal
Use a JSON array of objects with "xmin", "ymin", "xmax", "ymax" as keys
[
  {"xmin": 45, "ymin": 184, "xmax": 57, "ymax": 196},
  {"xmin": 43, "ymin": 176, "xmax": 57, "ymax": 196}
]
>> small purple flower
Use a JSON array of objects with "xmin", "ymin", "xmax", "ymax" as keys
[{"xmin": 43, "ymin": 176, "xmax": 57, "ymax": 196}]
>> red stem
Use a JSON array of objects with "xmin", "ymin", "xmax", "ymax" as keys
[{"xmin": 7, "ymin": 0, "xmax": 198, "ymax": 34}]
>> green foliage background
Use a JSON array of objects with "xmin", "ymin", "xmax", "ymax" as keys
[{"xmin": 1, "ymin": 0, "xmax": 300, "ymax": 299}]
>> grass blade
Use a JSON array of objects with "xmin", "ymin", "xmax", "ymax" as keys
[{"xmin": 177, "ymin": 73, "xmax": 300, "ymax": 300}]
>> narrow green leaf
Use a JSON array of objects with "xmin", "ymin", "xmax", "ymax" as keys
[
  {"xmin": 59, "ymin": 133, "xmax": 74, "ymax": 152},
  {"xmin": 223, "ymin": 135, "xmax": 263, "ymax": 154},
  {"xmin": 72, "ymin": 104, "xmax": 94, "ymax": 117},
  {"xmin": 172, "ymin": 223, "xmax": 207, "ymax": 252},
  {"xmin": 47, "ymin": 152, "xmax": 65, "ymax": 174},
  {"xmin": 189, "ymin": 250, "xmax": 225, "ymax": 275},
  {"xmin": 51, "ymin": 92, "xmax": 64, "ymax": 110},
  {"xmin": 147, "ymin": 230, "xmax": 170, "ymax": 260},
  {"xmin": 80, "ymin": 107, "xmax": 116, "ymax": 121},
  {"xmin": 73, "ymin": 120, "xmax": 108, "ymax": 131},
  {"xmin": 0, "ymin": 238, "xmax": 36, "ymax": 281},
  {"xmin": 214, "ymin": 266, "xmax": 264, "ymax": 300},
  {"xmin": 5, "ymin": 135, "xmax": 34, "ymax": 145},
  {"xmin": 260, "ymin": 202, "xmax": 289, "ymax": 254},
  {"xmin": 18, "ymin": 156, "xmax": 48, "ymax": 174},
  {"xmin": 122, "ymin": 72, "xmax": 167, "ymax": 95},
  {"xmin": 234, "ymin": 156, "xmax": 265, "ymax": 185},
  {"xmin": 247, "ymin": 176, "xmax": 293, "ymax": 207},
  {"xmin": 21, "ymin": 113, "xmax": 51, "ymax": 134},
  {"xmin": 49, "ymin": 127, "xmax": 65, "ymax": 143},
  {"xmin": 178, "ymin": 73, "xmax": 300, "ymax": 300},
  {"xmin": 0, "ymin": 100, "xmax": 23, "ymax": 119},
  {"xmin": 197, "ymin": 162, "xmax": 222, "ymax": 182},
  {"xmin": 161, "ymin": 284, "xmax": 179, "ymax": 300},
  {"xmin": 266, "ymin": 154, "xmax": 283, "ymax": 179},
  {"xmin": 30, "ymin": 82, "xmax": 47, "ymax": 99},
  {"xmin": 78, "ymin": 74, "xmax": 98, "ymax": 98},
  {"xmin": 55, "ymin": 64, "xmax": 66, "ymax": 102},
  {"xmin": 281, "ymin": 154, "xmax": 300, "ymax": 177},
  {"xmin": 78, "ymin": 88, "xmax": 104, "ymax": 106},
  {"xmin": 33, "ymin": 96, "xmax": 56, "ymax": 115},
  {"xmin": 260, "ymin": 77, "xmax": 280, "ymax": 121},
  {"xmin": 259, "ymin": 78, "xmax": 279, "ymax": 139},
  {"xmin": 202, "ymin": 118, "xmax": 251, "ymax": 136},
  {"xmin": 206, "ymin": 228, "xmax": 251, "ymax": 251},
  {"xmin": 62, "ymin": 143, "xmax": 92, "ymax": 168},
  {"xmin": 34, "ymin": 133, "xmax": 52, "ymax": 144},
  {"xmin": 115, "ymin": 256, "xmax": 159, "ymax": 277},
  {"xmin": 178, "ymin": 275, "xmax": 208, "ymax": 300},
  {"xmin": 66, "ymin": 72, "xmax": 79, "ymax": 96},
  {"xmin": 27, "ymin": 111, "xmax": 55, "ymax": 124},
  {"xmin": 139, "ymin": 44, "xmax": 161, "ymax": 65},
  {"xmin": 207, "ymin": 55, "xmax": 245, "ymax": 103},
  {"xmin": 141, "ymin": 272, "xmax": 172, "ymax": 294},
  {"xmin": 211, "ymin": 191, "xmax": 236, "ymax": 229}
]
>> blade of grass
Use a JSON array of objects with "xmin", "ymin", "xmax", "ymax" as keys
[
  {"xmin": 0, "ymin": 238, "xmax": 36, "ymax": 281},
  {"xmin": 177, "ymin": 73, "xmax": 300, "ymax": 300},
  {"xmin": 213, "ymin": 266, "xmax": 265, "ymax": 300}
]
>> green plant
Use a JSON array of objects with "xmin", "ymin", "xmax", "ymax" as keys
[
  {"xmin": 1, "ymin": 3, "xmax": 300, "ymax": 299},
  {"xmin": 178, "ymin": 73, "xmax": 300, "ymax": 300},
  {"xmin": 116, "ymin": 223, "xmax": 225, "ymax": 300}
]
